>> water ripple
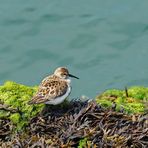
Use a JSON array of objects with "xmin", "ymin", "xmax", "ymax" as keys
[
  {"xmin": 109, "ymin": 39, "xmax": 132, "ymax": 50},
  {"xmin": 69, "ymin": 34, "xmax": 97, "ymax": 49},
  {"xmin": 40, "ymin": 14, "xmax": 71, "ymax": 22},
  {"xmin": 2, "ymin": 18, "xmax": 28, "ymax": 26}
]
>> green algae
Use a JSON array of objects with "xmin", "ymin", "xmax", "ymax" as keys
[
  {"xmin": 0, "ymin": 81, "xmax": 44, "ymax": 130},
  {"xmin": 9, "ymin": 113, "xmax": 21, "ymax": 124},
  {"xmin": 0, "ymin": 110, "xmax": 10, "ymax": 118},
  {"xmin": 96, "ymin": 86, "xmax": 148, "ymax": 114},
  {"xmin": 78, "ymin": 138, "xmax": 87, "ymax": 148}
]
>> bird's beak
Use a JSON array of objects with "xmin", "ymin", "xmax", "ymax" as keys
[{"xmin": 69, "ymin": 74, "xmax": 79, "ymax": 79}]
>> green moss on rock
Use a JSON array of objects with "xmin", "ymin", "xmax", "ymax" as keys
[
  {"xmin": 0, "ymin": 81, "xmax": 44, "ymax": 130},
  {"xmin": 96, "ymin": 86, "xmax": 148, "ymax": 114}
]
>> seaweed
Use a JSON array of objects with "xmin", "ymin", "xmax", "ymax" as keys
[
  {"xmin": 0, "ymin": 82, "xmax": 148, "ymax": 147},
  {"xmin": 1, "ymin": 101, "xmax": 148, "ymax": 147}
]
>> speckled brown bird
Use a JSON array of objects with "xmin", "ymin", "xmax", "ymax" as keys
[{"xmin": 28, "ymin": 67, "xmax": 79, "ymax": 105}]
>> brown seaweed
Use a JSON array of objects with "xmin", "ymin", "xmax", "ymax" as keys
[{"xmin": 0, "ymin": 100, "xmax": 148, "ymax": 147}]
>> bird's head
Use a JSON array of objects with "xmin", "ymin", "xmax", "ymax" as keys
[{"xmin": 54, "ymin": 67, "xmax": 79, "ymax": 80}]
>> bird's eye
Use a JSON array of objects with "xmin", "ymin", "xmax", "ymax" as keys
[{"xmin": 62, "ymin": 73, "xmax": 67, "ymax": 78}]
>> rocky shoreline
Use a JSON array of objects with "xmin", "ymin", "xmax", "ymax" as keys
[{"xmin": 0, "ymin": 81, "xmax": 148, "ymax": 147}]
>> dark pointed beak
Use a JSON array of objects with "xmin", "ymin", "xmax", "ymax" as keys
[{"xmin": 69, "ymin": 74, "xmax": 79, "ymax": 79}]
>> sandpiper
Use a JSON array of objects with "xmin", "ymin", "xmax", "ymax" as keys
[{"xmin": 28, "ymin": 67, "xmax": 79, "ymax": 105}]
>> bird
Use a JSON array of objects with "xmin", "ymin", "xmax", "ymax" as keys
[{"xmin": 28, "ymin": 67, "xmax": 79, "ymax": 105}]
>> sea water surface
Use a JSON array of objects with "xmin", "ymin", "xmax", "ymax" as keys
[{"xmin": 0, "ymin": 0, "xmax": 148, "ymax": 98}]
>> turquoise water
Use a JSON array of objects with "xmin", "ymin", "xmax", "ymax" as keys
[{"xmin": 0, "ymin": 0, "xmax": 148, "ymax": 98}]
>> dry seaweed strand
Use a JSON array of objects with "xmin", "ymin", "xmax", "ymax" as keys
[{"xmin": 0, "ymin": 100, "xmax": 148, "ymax": 147}]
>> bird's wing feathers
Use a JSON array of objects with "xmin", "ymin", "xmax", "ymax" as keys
[{"xmin": 28, "ymin": 76, "xmax": 68, "ymax": 104}]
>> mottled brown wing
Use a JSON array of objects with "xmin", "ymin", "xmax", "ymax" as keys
[{"xmin": 28, "ymin": 76, "xmax": 68, "ymax": 104}]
